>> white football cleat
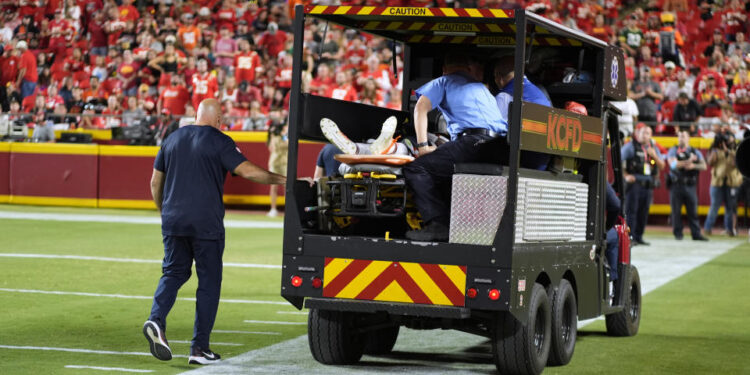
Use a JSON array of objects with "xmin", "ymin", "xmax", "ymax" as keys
[
  {"xmin": 369, "ymin": 116, "xmax": 398, "ymax": 155},
  {"xmin": 320, "ymin": 118, "xmax": 357, "ymax": 155}
]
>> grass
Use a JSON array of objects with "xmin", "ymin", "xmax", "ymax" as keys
[{"xmin": 0, "ymin": 205, "xmax": 749, "ymax": 374}]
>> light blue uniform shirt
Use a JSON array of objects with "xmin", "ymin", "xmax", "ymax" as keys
[{"xmin": 416, "ymin": 72, "xmax": 508, "ymax": 140}]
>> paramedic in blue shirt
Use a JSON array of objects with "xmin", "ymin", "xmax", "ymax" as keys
[
  {"xmin": 143, "ymin": 98, "xmax": 286, "ymax": 365},
  {"xmin": 404, "ymin": 54, "xmax": 508, "ymax": 242},
  {"xmin": 492, "ymin": 55, "xmax": 552, "ymax": 170}
]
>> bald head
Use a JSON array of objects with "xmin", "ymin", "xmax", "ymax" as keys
[{"xmin": 196, "ymin": 99, "xmax": 222, "ymax": 129}]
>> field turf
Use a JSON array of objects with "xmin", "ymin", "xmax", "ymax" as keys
[{"xmin": 0, "ymin": 204, "xmax": 748, "ymax": 374}]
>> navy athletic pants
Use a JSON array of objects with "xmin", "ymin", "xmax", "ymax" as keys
[
  {"xmin": 624, "ymin": 182, "xmax": 653, "ymax": 242},
  {"xmin": 149, "ymin": 235, "xmax": 224, "ymax": 350}
]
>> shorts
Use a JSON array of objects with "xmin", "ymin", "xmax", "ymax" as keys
[{"xmin": 268, "ymin": 135, "xmax": 288, "ymax": 175}]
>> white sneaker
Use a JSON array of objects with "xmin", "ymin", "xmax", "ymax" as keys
[
  {"xmin": 320, "ymin": 118, "xmax": 357, "ymax": 155},
  {"xmin": 267, "ymin": 208, "xmax": 278, "ymax": 217},
  {"xmin": 369, "ymin": 116, "xmax": 398, "ymax": 155}
]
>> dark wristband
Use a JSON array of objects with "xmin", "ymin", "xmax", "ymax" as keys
[{"xmin": 416, "ymin": 142, "xmax": 430, "ymax": 148}]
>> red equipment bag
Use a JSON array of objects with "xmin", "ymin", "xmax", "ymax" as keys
[{"xmin": 615, "ymin": 216, "xmax": 631, "ymax": 264}]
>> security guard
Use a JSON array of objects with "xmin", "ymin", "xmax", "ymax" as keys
[
  {"xmin": 622, "ymin": 126, "xmax": 665, "ymax": 245},
  {"xmin": 667, "ymin": 130, "xmax": 708, "ymax": 241}
]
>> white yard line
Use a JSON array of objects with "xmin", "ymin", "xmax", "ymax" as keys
[
  {"xmin": 182, "ymin": 237, "xmax": 743, "ymax": 375},
  {"xmin": 65, "ymin": 365, "xmax": 155, "ymax": 373},
  {"xmin": 212, "ymin": 330, "xmax": 281, "ymax": 336},
  {"xmin": 0, "ymin": 345, "xmax": 187, "ymax": 358},
  {"xmin": 0, "ymin": 288, "xmax": 288, "ymax": 305},
  {"xmin": 0, "ymin": 253, "xmax": 280, "ymax": 269},
  {"xmin": 243, "ymin": 320, "xmax": 306, "ymax": 326},
  {"xmin": 170, "ymin": 340, "xmax": 244, "ymax": 347},
  {"xmin": 0, "ymin": 211, "xmax": 282, "ymax": 229}
]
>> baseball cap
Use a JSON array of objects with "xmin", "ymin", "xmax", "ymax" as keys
[
  {"xmin": 665, "ymin": 61, "xmax": 676, "ymax": 69},
  {"xmin": 161, "ymin": 108, "xmax": 171, "ymax": 115},
  {"xmin": 198, "ymin": 7, "xmax": 210, "ymax": 16},
  {"xmin": 165, "ymin": 35, "xmax": 176, "ymax": 44},
  {"xmin": 16, "ymin": 40, "xmax": 27, "ymax": 49},
  {"xmin": 678, "ymin": 91, "xmax": 689, "ymax": 98}
]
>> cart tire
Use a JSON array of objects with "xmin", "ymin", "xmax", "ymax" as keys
[
  {"xmin": 308, "ymin": 308, "xmax": 364, "ymax": 364},
  {"xmin": 493, "ymin": 283, "xmax": 551, "ymax": 375},
  {"xmin": 547, "ymin": 279, "xmax": 577, "ymax": 366},
  {"xmin": 363, "ymin": 325, "xmax": 400, "ymax": 355},
  {"xmin": 605, "ymin": 265, "xmax": 641, "ymax": 337}
]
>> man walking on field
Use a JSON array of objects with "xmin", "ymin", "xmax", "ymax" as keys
[{"xmin": 143, "ymin": 98, "xmax": 286, "ymax": 365}]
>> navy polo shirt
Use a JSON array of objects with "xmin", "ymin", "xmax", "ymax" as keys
[
  {"xmin": 316, "ymin": 144, "xmax": 342, "ymax": 177},
  {"xmin": 154, "ymin": 125, "xmax": 247, "ymax": 239}
]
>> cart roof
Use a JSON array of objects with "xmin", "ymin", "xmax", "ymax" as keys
[{"xmin": 304, "ymin": 6, "xmax": 607, "ymax": 48}]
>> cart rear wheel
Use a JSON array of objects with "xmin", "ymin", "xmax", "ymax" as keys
[
  {"xmin": 363, "ymin": 325, "xmax": 400, "ymax": 355},
  {"xmin": 547, "ymin": 279, "xmax": 577, "ymax": 366},
  {"xmin": 606, "ymin": 265, "xmax": 641, "ymax": 337},
  {"xmin": 493, "ymin": 283, "xmax": 551, "ymax": 375},
  {"xmin": 308, "ymin": 308, "xmax": 364, "ymax": 364}
]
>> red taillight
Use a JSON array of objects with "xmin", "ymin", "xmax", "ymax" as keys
[
  {"xmin": 488, "ymin": 289, "xmax": 500, "ymax": 300},
  {"xmin": 311, "ymin": 277, "xmax": 322, "ymax": 289},
  {"xmin": 291, "ymin": 276, "xmax": 303, "ymax": 287},
  {"xmin": 466, "ymin": 288, "xmax": 478, "ymax": 299}
]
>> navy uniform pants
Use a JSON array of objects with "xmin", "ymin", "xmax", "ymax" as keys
[
  {"xmin": 403, "ymin": 134, "xmax": 504, "ymax": 226},
  {"xmin": 624, "ymin": 181, "xmax": 653, "ymax": 242},
  {"xmin": 606, "ymin": 227, "xmax": 619, "ymax": 281},
  {"xmin": 670, "ymin": 183, "xmax": 701, "ymax": 238},
  {"xmin": 149, "ymin": 235, "xmax": 224, "ymax": 350}
]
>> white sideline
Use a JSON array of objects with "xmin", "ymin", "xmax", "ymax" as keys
[
  {"xmin": 0, "ymin": 211, "xmax": 283, "ymax": 229},
  {"xmin": 65, "ymin": 365, "xmax": 155, "ymax": 373},
  {"xmin": 0, "ymin": 345, "xmax": 187, "ymax": 358},
  {"xmin": 243, "ymin": 320, "xmax": 306, "ymax": 326},
  {"xmin": 0, "ymin": 253, "xmax": 281, "ymax": 269},
  {"xmin": 0, "ymin": 288, "xmax": 289, "ymax": 305},
  {"xmin": 212, "ymin": 330, "xmax": 281, "ymax": 335},
  {"xmin": 170, "ymin": 340, "xmax": 243, "ymax": 347}
]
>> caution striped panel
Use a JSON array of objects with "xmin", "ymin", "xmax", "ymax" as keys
[
  {"xmin": 323, "ymin": 258, "xmax": 467, "ymax": 306},
  {"xmin": 306, "ymin": 6, "xmax": 512, "ymax": 18}
]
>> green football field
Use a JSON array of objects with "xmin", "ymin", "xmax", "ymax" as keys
[{"xmin": 1, "ymin": 204, "xmax": 749, "ymax": 374}]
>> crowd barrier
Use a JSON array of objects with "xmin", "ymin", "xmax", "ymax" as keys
[{"xmin": 0, "ymin": 132, "xmax": 323, "ymax": 209}]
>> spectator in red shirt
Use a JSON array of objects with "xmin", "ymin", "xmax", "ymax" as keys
[
  {"xmin": 158, "ymin": 75, "xmax": 190, "ymax": 116},
  {"xmin": 697, "ymin": 76, "xmax": 727, "ymax": 121},
  {"xmin": 118, "ymin": 0, "xmax": 139, "ymax": 24},
  {"xmin": 257, "ymin": 22, "xmax": 287, "ymax": 59},
  {"xmin": 88, "ymin": 11, "xmax": 108, "ymax": 56},
  {"xmin": 104, "ymin": 7, "xmax": 126, "ymax": 48},
  {"xmin": 590, "ymin": 14, "xmax": 614, "ymax": 43},
  {"xmin": 48, "ymin": 9, "xmax": 73, "ymax": 57},
  {"xmin": 191, "ymin": 59, "xmax": 219, "ymax": 110},
  {"xmin": 0, "ymin": 47, "xmax": 20, "ymax": 87},
  {"xmin": 45, "ymin": 83, "xmax": 65, "ymax": 111},
  {"xmin": 325, "ymin": 71, "xmax": 358, "ymax": 102},
  {"xmin": 729, "ymin": 72, "xmax": 750, "ymax": 121},
  {"xmin": 310, "ymin": 63, "xmax": 334, "ymax": 96},
  {"xmin": 83, "ymin": 75, "xmax": 107, "ymax": 103},
  {"xmin": 275, "ymin": 55, "xmax": 293, "ymax": 97},
  {"xmin": 214, "ymin": 1, "xmax": 237, "ymax": 33},
  {"xmin": 118, "ymin": 49, "xmax": 140, "ymax": 96},
  {"xmin": 234, "ymin": 39, "xmax": 262, "ymax": 85},
  {"xmin": 16, "ymin": 40, "xmax": 38, "ymax": 99},
  {"xmin": 213, "ymin": 27, "xmax": 237, "ymax": 71},
  {"xmin": 237, "ymin": 81, "xmax": 263, "ymax": 111}
]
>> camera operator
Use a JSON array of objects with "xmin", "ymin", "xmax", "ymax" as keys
[
  {"xmin": 623, "ymin": 125, "xmax": 665, "ymax": 245},
  {"xmin": 704, "ymin": 129, "xmax": 743, "ymax": 236},
  {"xmin": 667, "ymin": 129, "xmax": 708, "ymax": 241}
]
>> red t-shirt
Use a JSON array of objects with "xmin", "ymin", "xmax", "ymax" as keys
[
  {"xmin": 45, "ymin": 95, "xmax": 65, "ymax": 110},
  {"xmin": 215, "ymin": 8, "xmax": 236, "ymax": 32},
  {"xmin": 698, "ymin": 88, "xmax": 726, "ymax": 118},
  {"xmin": 118, "ymin": 61, "xmax": 140, "ymax": 89},
  {"xmin": 88, "ymin": 18, "xmax": 108, "ymax": 48},
  {"xmin": 20, "ymin": 50, "xmax": 38, "ymax": 83},
  {"xmin": 118, "ymin": 4, "xmax": 139, "ymax": 23},
  {"xmin": 159, "ymin": 85, "xmax": 190, "ymax": 115},
  {"xmin": 257, "ymin": 31, "xmax": 287, "ymax": 58},
  {"xmin": 730, "ymin": 82, "xmax": 750, "ymax": 115},
  {"xmin": 325, "ymin": 84, "xmax": 357, "ymax": 102},
  {"xmin": 234, "ymin": 51, "xmax": 262, "ymax": 83},
  {"xmin": 0, "ymin": 55, "xmax": 20, "ymax": 85},
  {"xmin": 191, "ymin": 72, "xmax": 219, "ymax": 108},
  {"xmin": 276, "ymin": 67, "xmax": 293, "ymax": 89}
]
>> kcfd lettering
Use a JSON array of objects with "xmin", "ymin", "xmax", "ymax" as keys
[{"xmin": 547, "ymin": 113, "xmax": 582, "ymax": 152}]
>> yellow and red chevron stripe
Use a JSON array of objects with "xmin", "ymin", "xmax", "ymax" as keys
[
  {"xmin": 323, "ymin": 258, "xmax": 467, "ymax": 306},
  {"xmin": 305, "ymin": 6, "xmax": 512, "ymax": 18}
]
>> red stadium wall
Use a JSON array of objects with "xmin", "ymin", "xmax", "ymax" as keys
[
  {"xmin": 0, "ymin": 143, "xmax": 9, "ymax": 203},
  {"xmin": 8, "ymin": 143, "xmax": 99, "ymax": 207},
  {"xmin": 1, "ymin": 132, "xmax": 323, "ymax": 209}
]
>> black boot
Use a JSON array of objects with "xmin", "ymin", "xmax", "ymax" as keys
[{"xmin": 406, "ymin": 221, "xmax": 449, "ymax": 241}]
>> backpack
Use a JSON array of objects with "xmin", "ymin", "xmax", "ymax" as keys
[{"xmin": 659, "ymin": 30, "xmax": 678, "ymax": 63}]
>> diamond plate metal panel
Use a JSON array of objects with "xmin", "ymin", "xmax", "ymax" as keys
[
  {"xmin": 515, "ymin": 178, "xmax": 589, "ymax": 243},
  {"xmin": 449, "ymin": 175, "xmax": 508, "ymax": 245}
]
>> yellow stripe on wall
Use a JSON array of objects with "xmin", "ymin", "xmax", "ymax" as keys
[
  {"xmin": 8, "ymin": 195, "xmax": 98, "ymax": 207},
  {"xmin": 223, "ymin": 195, "xmax": 285, "ymax": 206},
  {"xmin": 0, "ymin": 143, "xmax": 10, "ymax": 152},
  {"xmin": 98, "ymin": 199, "xmax": 157, "ymax": 209},
  {"xmin": 99, "ymin": 145, "xmax": 158, "ymax": 157},
  {"xmin": 0, "ymin": 194, "xmax": 8, "ymax": 203},
  {"xmin": 10, "ymin": 143, "xmax": 99, "ymax": 155}
]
